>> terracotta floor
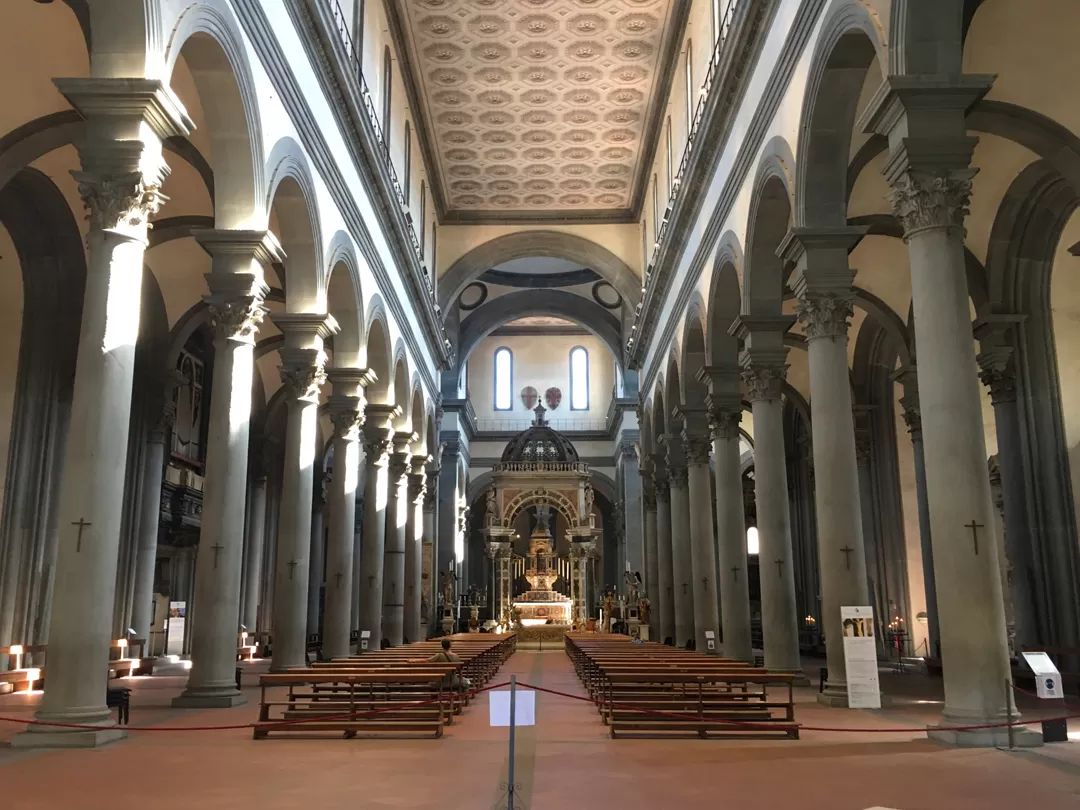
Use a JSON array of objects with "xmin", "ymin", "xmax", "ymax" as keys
[{"xmin": 1, "ymin": 651, "xmax": 1079, "ymax": 810}]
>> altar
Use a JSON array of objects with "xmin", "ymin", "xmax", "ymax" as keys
[{"xmin": 511, "ymin": 510, "xmax": 573, "ymax": 626}]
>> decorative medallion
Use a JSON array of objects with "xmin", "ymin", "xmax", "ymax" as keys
[
  {"xmin": 520, "ymin": 386, "xmax": 539, "ymax": 410},
  {"xmin": 545, "ymin": 386, "xmax": 563, "ymax": 411}
]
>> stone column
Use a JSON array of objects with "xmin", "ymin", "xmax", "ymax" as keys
[
  {"xmin": 174, "ymin": 234, "xmax": 281, "ymax": 706},
  {"xmin": 652, "ymin": 457, "xmax": 675, "ymax": 644},
  {"xmin": 975, "ymin": 324, "xmax": 1038, "ymax": 652},
  {"xmin": 269, "ymin": 314, "xmax": 336, "ymax": 671},
  {"xmin": 866, "ymin": 76, "xmax": 1027, "ymax": 744},
  {"xmin": 682, "ymin": 413, "xmax": 721, "ymax": 655},
  {"xmin": 618, "ymin": 440, "xmax": 644, "ymax": 577},
  {"xmin": 639, "ymin": 461, "xmax": 661, "ymax": 640},
  {"xmin": 405, "ymin": 456, "xmax": 429, "ymax": 644},
  {"xmin": 322, "ymin": 370, "xmax": 371, "ymax": 661},
  {"xmin": 358, "ymin": 406, "xmax": 398, "ymax": 649},
  {"xmin": 241, "ymin": 474, "xmax": 268, "ymax": 632},
  {"xmin": 382, "ymin": 432, "xmax": 413, "ymax": 646},
  {"xmin": 306, "ymin": 499, "xmax": 325, "ymax": 639},
  {"xmin": 732, "ymin": 316, "xmax": 802, "ymax": 675},
  {"xmin": 422, "ymin": 465, "xmax": 438, "ymax": 632},
  {"xmin": 130, "ymin": 395, "xmax": 176, "ymax": 643},
  {"xmin": 664, "ymin": 433, "xmax": 695, "ymax": 648},
  {"xmin": 13, "ymin": 79, "xmax": 191, "ymax": 747},
  {"xmin": 705, "ymin": 393, "xmax": 753, "ymax": 662},
  {"xmin": 893, "ymin": 366, "xmax": 940, "ymax": 658},
  {"xmin": 783, "ymin": 229, "xmax": 873, "ymax": 706}
]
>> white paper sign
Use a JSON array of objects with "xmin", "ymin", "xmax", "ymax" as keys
[
  {"xmin": 840, "ymin": 606, "xmax": 881, "ymax": 709},
  {"xmin": 489, "ymin": 689, "xmax": 536, "ymax": 727},
  {"xmin": 1022, "ymin": 652, "xmax": 1063, "ymax": 699}
]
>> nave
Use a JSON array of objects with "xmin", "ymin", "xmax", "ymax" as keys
[{"xmin": 1, "ymin": 646, "xmax": 1077, "ymax": 810}]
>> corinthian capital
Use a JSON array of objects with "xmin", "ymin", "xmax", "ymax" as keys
[
  {"xmin": 889, "ymin": 169, "xmax": 975, "ymax": 236},
  {"xmin": 741, "ymin": 364, "xmax": 786, "ymax": 402},
  {"xmin": 279, "ymin": 347, "xmax": 327, "ymax": 402},
  {"xmin": 708, "ymin": 404, "xmax": 742, "ymax": 441},
  {"xmin": 794, "ymin": 291, "xmax": 854, "ymax": 341},
  {"xmin": 75, "ymin": 170, "xmax": 168, "ymax": 233}
]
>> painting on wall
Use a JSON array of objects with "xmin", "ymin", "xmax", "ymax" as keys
[
  {"xmin": 520, "ymin": 386, "xmax": 539, "ymax": 410},
  {"xmin": 544, "ymin": 386, "xmax": 562, "ymax": 411}
]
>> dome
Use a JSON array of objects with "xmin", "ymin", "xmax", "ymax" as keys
[{"xmin": 500, "ymin": 405, "xmax": 580, "ymax": 463}]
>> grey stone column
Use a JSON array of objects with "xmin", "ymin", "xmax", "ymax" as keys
[
  {"xmin": 639, "ymin": 461, "xmax": 661, "ymax": 640},
  {"xmin": 130, "ymin": 399, "xmax": 175, "ymax": 643},
  {"xmin": 240, "ymin": 475, "xmax": 268, "ymax": 632},
  {"xmin": 707, "ymin": 397, "xmax": 753, "ymax": 662},
  {"xmin": 382, "ymin": 433, "xmax": 413, "ymax": 646},
  {"xmin": 664, "ymin": 433, "xmax": 695, "ymax": 648},
  {"xmin": 784, "ymin": 229, "xmax": 873, "ymax": 706},
  {"xmin": 422, "ymin": 466, "xmax": 438, "ymax": 631},
  {"xmin": 306, "ymin": 499, "xmax": 325, "ymax": 639},
  {"xmin": 405, "ymin": 456, "xmax": 429, "ymax": 644},
  {"xmin": 652, "ymin": 457, "xmax": 675, "ymax": 644},
  {"xmin": 682, "ymin": 414, "xmax": 721, "ymax": 655},
  {"xmin": 618, "ymin": 440, "xmax": 644, "ymax": 577},
  {"xmin": 322, "ymin": 370, "xmax": 370, "ymax": 661},
  {"xmin": 975, "ymin": 328, "xmax": 1038, "ymax": 652},
  {"xmin": 358, "ymin": 407, "xmax": 398, "ymax": 649},
  {"xmin": 176, "ymin": 238, "xmax": 282, "ymax": 706},
  {"xmin": 268, "ymin": 314, "xmax": 336, "ymax": 671},
  {"xmin": 866, "ymin": 75, "xmax": 1026, "ymax": 745},
  {"xmin": 893, "ymin": 366, "xmax": 940, "ymax": 658},
  {"xmin": 733, "ymin": 316, "xmax": 802, "ymax": 675},
  {"xmin": 14, "ymin": 78, "xmax": 190, "ymax": 748}
]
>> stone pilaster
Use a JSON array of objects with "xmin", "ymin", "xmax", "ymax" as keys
[
  {"xmin": 639, "ymin": 458, "xmax": 660, "ymax": 640},
  {"xmin": 268, "ymin": 314, "xmax": 337, "ymax": 671},
  {"xmin": 382, "ymin": 432, "xmax": 414, "ymax": 646},
  {"xmin": 405, "ymin": 455, "xmax": 430, "ymax": 644},
  {"xmin": 358, "ymin": 406, "xmax": 399, "ymax": 649},
  {"xmin": 651, "ymin": 455, "xmax": 675, "ymax": 644},
  {"xmin": 680, "ymin": 408, "xmax": 720, "ymax": 655}
]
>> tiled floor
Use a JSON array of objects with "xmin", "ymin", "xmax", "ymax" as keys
[{"xmin": 1, "ymin": 651, "xmax": 1078, "ymax": 810}]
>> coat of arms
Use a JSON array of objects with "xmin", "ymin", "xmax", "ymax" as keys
[
  {"xmin": 544, "ymin": 386, "xmax": 562, "ymax": 411},
  {"xmin": 520, "ymin": 386, "xmax": 539, "ymax": 410}
]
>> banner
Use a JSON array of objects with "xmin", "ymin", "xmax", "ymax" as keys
[{"xmin": 840, "ymin": 605, "xmax": 881, "ymax": 709}]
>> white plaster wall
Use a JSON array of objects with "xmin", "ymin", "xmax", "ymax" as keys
[{"xmin": 467, "ymin": 334, "xmax": 616, "ymax": 426}]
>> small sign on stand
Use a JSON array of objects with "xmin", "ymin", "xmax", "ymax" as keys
[
  {"xmin": 840, "ymin": 606, "xmax": 882, "ymax": 709},
  {"xmin": 704, "ymin": 630, "xmax": 716, "ymax": 652},
  {"xmin": 1021, "ymin": 651, "xmax": 1067, "ymax": 743},
  {"xmin": 490, "ymin": 676, "xmax": 535, "ymax": 809},
  {"xmin": 360, "ymin": 630, "xmax": 370, "ymax": 651}
]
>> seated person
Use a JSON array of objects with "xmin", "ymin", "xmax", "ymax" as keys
[{"xmin": 428, "ymin": 638, "xmax": 461, "ymax": 664}]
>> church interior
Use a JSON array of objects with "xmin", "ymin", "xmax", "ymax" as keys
[{"xmin": 1, "ymin": 0, "xmax": 1080, "ymax": 808}]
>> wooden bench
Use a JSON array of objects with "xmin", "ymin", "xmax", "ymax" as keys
[{"xmin": 0, "ymin": 644, "xmax": 45, "ymax": 693}]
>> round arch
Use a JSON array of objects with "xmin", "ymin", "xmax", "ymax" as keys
[
  {"xmin": 364, "ymin": 307, "xmax": 393, "ymax": 405},
  {"xmin": 743, "ymin": 138, "xmax": 796, "ymax": 316},
  {"xmin": 325, "ymin": 230, "xmax": 365, "ymax": 369},
  {"xmin": 266, "ymin": 137, "xmax": 324, "ymax": 312}
]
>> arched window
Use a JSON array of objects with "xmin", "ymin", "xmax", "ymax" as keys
[
  {"xmin": 685, "ymin": 40, "xmax": 694, "ymax": 135},
  {"xmin": 493, "ymin": 347, "xmax": 513, "ymax": 411},
  {"xmin": 419, "ymin": 180, "xmax": 427, "ymax": 259},
  {"xmin": 569, "ymin": 346, "xmax": 589, "ymax": 411},
  {"xmin": 403, "ymin": 121, "xmax": 412, "ymax": 204},
  {"xmin": 651, "ymin": 173, "xmax": 659, "ymax": 233},
  {"xmin": 354, "ymin": 0, "xmax": 366, "ymax": 62},
  {"xmin": 381, "ymin": 47, "xmax": 393, "ymax": 142}
]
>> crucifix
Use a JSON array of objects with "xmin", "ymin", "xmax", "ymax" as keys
[
  {"xmin": 839, "ymin": 545, "xmax": 853, "ymax": 571},
  {"xmin": 286, "ymin": 560, "xmax": 300, "ymax": 581},
  {"xmin": 71, "ymin": 518, "xmax": 91, "ymax": 553},
  {"xmin": 666, "ymin": 584, "xmax": 673, "ymax": 596},
  {"xmin": 210, "ymin": 543, "xmax": 225, "ymax": 569},
  {"xmin": 774, "ymin": 558, "xmax": 784, "ymax": 579},
  {"xmin": 965, "ymin": 519, "xmax": 984, "ymax": 555},
  {"xmin": 730, "ymin": 565, "xmax": 741, "ymax": 582},
  {"xmin": 334, "ymin": 572, "xmax": 344, "ymax": 590},
  {"xmin": 701, "ymin": 576, "xmax": 709, "ymax": 592},
  {"xmin": 681, "ymin": 582, "xmax": 688, "ymax": 595}
]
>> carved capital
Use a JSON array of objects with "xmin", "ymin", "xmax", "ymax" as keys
[
  {"xmin": 794, "ymin": 291, "xmax": 854, "ymax": 341},
  {"xmin": 684, "ymin": 435, "xmax": 712, "ymax": 466},
  {"xmin": 279, "ymin": 348, "xmax": 327, "ymax": 402},
  {"xmin": 75, "ymin": 170, "xmax": 167, "ymax": 233},
  {"xmin": 708, "ymin": 405, "xmax": 742, "ymax": 441},
  {"xmin": 208, "ymin": 295, "xmax": 267, "ymax": 344},
  {"xmin": 900, "ymin": 401, "xmax": 922, "ymax": 436},
  {"xmin": 889, "ymin": 169, "xmax": 975, "ymax": 237},
  {"xmin": 976, "ymin": 346, "xmax": 1018, "ymax": 406},
  {"xmin": 329, "ymin": 404, "xmax": 363, "ymax": 443},
  {"xmin": 388, "ymin": 451, "xmax": 411, "ymax": 484},
  {"xmin": 741, "ymin": 364, "xmax": 786, "ymax": 402}
]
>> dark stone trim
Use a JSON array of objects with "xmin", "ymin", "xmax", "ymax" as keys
[
  {"xmin": 479, "ymin": 268, "xmax": 600, "ymax": 289},
  {"xmin": 457, "ymin": 282, "xmax": 487, "ymax": 311}
]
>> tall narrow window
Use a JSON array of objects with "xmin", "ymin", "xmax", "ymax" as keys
[
  {"xmin": 685, "ymin": 41, "xmax": 694, "ymax": 136},
  {"xmin": 419, "ymin": 180, "xmax": 427, "ymax": 259},
  {"xmin": 431, "ymin": 221, "xmax": 438, "ymax": 270},
  {"xmin": 403, "ymin": 121, "xmax": 412, "ymax": 203},
  {"xmin": 641, "ymin": 220, "xmax": 648, "ymax": 268},
  {"xmin": 651, "ymin": 172, "xmax": 659, "ymax": 233},
  {"xmin": 665, "ymin": 116, "xmax": 673, "ymax": 191},
  {"xmin": 494, "ymin": 347, "xmax": 513, "ymax": 411},
  {"xmin": 381, "ymin": 47, "xmax": 393, "ymax": 142},
  {"xmin": 569, "ymin": 347, "xmax": 589, "ymax": 411},
  {"xmin": 355, "ymin": 0, "xmax": 366, "ymax": 64},
  {"xmin": 712, "ymin": 0, "xmax": 721, "ymax": 43}
]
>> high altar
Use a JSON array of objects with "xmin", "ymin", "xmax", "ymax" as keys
[{"xmin": 483, "ymin": 405, "xmax": 600, "ymax": 633}]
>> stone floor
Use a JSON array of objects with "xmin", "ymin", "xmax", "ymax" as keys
[{"xmin": 1, "ymin": 651, "xmax": 1078, "ymax": 810}]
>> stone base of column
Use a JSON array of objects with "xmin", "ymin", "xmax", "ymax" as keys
[
  {"xmin": 927, "ymin": 719, "xmax": 1042, "ymax": 748},
  {"xmin": 172, "ymin": 687, "xmax": 246, "ymax": 709},
  {"xmin": 11, "ymin": 726, "xmax": 126, "ymax": 749},
  {"xmin": 816, "ymin": 682, "xmax": 892, "ymax": 708}
]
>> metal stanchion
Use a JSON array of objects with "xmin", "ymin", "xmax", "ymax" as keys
[{"xmin": 508, "ymin": 675, "xmax": 517, "ymax": 810}]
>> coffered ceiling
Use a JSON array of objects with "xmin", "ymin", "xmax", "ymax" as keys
[{"xmin": 391, "ymin": 0, "xmax": 684, "ymax": 222}]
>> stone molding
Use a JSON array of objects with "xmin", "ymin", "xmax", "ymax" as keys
[
  {"xmin": 888, "ymin": 169, "xmax": 976, "ymax": 237},
  {"xmin": 205, "ymin": 273, "xmax": 270, "ymax": 345},
  {"xmin": 328, "ymin": 397, "xmax": 363, "ymax": 442},
  {"xmin": 708, "ymin": 405, "xmax": 742, "ymax": 441},
  {"xmin": 683, "ymin": 435, "xmax": 712, "ymax": 466},
  {"xmin": 278, "ymin": 347, "xmax": 328, "ymax": 403},
  {"xmin": 794, "ymin": 290, "xmax": 854, "ymax": 341},
  {"xmin": 74, "ymin": 169, "xmax": 167, "ymax": 233},
  {"xmin": 740, "ymin": 363, "xmax": 787, "ymax": 402},
  {"xmin": 976, "ymin": 348, "xmax": 1018, "ymax": 406}
]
